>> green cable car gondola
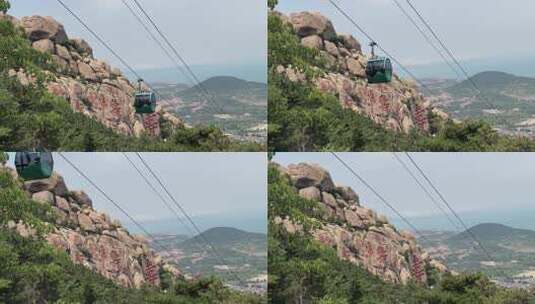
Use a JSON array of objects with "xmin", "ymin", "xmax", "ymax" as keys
[
  {"xmin": 134, "ymin": 79, "xmax": 157, "ymax": 114},
  {"xmin": 366, "ymin": 42, "xmax": 393, "ymax": 84},
  {"xmin": 15, "ymin": 152, "xmax": 54, "ymax": 180}
]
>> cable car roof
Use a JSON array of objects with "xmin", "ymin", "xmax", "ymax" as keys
[
  {"xmin": 368, "ymin": 57, "xmax": 390, "ymax": 63},
  {"xmin": 135, "ymin": 92, "xmax": 154, "ymax": 96}
]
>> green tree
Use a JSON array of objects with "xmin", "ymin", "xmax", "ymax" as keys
[
  {"xmin": 0, "ymin": 1, "xmax": 10, "ymax": 14},
  {"xmin": 0, "ymin": 152, "xmax": 7, "ymax": 164},
  {"xmin": 268, "ymin": 0, "xmax": 278, "ymax": 10}
]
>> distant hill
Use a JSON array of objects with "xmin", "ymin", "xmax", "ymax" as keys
[
  {"xmin": 448, "ymin": 71, "xmax": 535, "ymax": 96},
  {"xmin": 449, "ymin": 223, "xmax": 535, "ymax": 243},
  {"xmin": 150, "ymin": 227, "xmax": 267, "ymax": 289},
  {"xmin": 425, "ymin": 71, "xmax": 535, "ymax": 137},
  {"xmin": 181, "ymin": 227, "xmax": 266, "ymax": 248},
  {"xmin": 180, "ymin": 76, "xmax": 266, "ymax": 96},
  {"xmin": 157, "ymin": 75, "xmax": 267, "ymax": 143},
  {"xmin": 126, "ymin": 64, "xmax": 267, "ymax": 84},
  {"xmin": 175, "ymin": 76, "xmax": 267, "ymax": 109},
  {"xmin": 420, "ymin": 223, "xmax": 535, "ymax": 281},
  {"xmin": 407, "ymin": 54, "xmax": 535, "ymax": 80}
]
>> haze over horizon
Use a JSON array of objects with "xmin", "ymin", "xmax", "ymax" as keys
[
  {"xmin": 277, "ymin": 0, "xmax": 535, "ymax": 79},
  {"xmin": 274, "ymin": 153, "xmax": 535, "ymax": 232},
  {"xmin": 11, "ymin": 0, "xmax": 267, "ymax": 82},
  {"xmin": 7, "ymin": 153, "xmax": 267, "ymax": 234}
]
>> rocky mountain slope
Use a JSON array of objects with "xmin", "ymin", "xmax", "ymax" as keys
[
  {"xmin": 274, "ymin": 11, "xmax": 449, "ymax": 134},
  {"xmin": 269, "ymin": 9, "xmax": 535, "ymax": 151},
  {"xmin": 272, "ymin": 162, "xmax": 447, "ymax": 285},
  {"xmin": 2, "ymin": 164, "xmax": 178, "ymax": 289},
  {"xmin": 269, "ymin": 162, "xmax": 535, "ymax": 302},
  {"xmin": 4, "ymin": 14, "xmax": 183, "ymax": 138}
]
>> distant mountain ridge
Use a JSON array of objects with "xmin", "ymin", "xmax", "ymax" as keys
[
  {"xmin": 450, "ymin": 223, "xmax": 535, "ymax": 242},
  {"xmin": 449, "ymin": 71, "xmax": 535, "ymax": 96},
  {"xmin": 178, "ymin": 76, "xmax": 266, "ymax": 97},
  {"xmin": 127, "ymin": 64, "xmax": 267, "ymax": 84},
  {"xmin": 408, "ymin": 54, "xmax": 535, "ymax": 79},
  {"xmin": 151, "ymin": 226, "xmax": 267, "ymax": 289},
  {"xmin": 181, "ymin": 226, "xmax": 266, "ymax": 248},
  {"xmin": 426, "ymin": 70, "xmax": 535, "ymax": 136},
  {"xmin": 420, "ymin": 223, "xmax": 535, "ymax": 282},
  {"xmin": 158, "ymin": 74, "xmax": 267, "ymax": 143},
  {"xmin": 198, "ymin": 76, "xmax": 266, "ymax": 90}
]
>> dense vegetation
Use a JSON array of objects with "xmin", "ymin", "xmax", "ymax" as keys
[
  {"xmin": 0, "ymin": 166, "xmax": 264, "ymax": 303},
  {"xmin": 268, "ymin": 164, "xmax": 535, "ymax": 303},
  {"xmin": 268, "ymin": 0, "xmax": 278, "ymax": 10},
  {"xmin": 0, "ymin": 8, "xmax": 261, "ymax": 151},
  {"xmin": 268, "ymin": 10, "xmax": 535, "ymax": 151}
]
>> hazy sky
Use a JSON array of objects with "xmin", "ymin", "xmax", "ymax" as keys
[
  {"xmin": 8, "ymin": 153, "xmax": 267, "ymax": 234},
  {"xmin": 277, "ymin": 0, "xmax": 535, "ymax": 78},
  {"xmin": 11, "ymin": 0, "xmax": 266, "ymax": 70},
  {"xmin": 274, "ymin": 153, "xmax": 535, "ymax": 231}
]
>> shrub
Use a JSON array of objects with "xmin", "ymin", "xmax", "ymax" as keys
[{"xmin": 0, "ymin": 0, "xmax": 10, "ymax": 14}]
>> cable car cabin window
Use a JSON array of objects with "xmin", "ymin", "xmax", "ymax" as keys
[
  {"xmin": 15, "ymin": 152, "xmax": 54, "ymax": 180},
  {"xmin": 134, "ymin": 92, "xmax": 157, "ymax": 114},
  {"xmin": 366, "ymin": 58, "xmax": 393, "ymax": 84}
]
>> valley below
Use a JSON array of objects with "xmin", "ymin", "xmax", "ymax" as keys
[
  {"xmin": 154, "ymin": 76, "xmax": 267, "ymax": 143},
  {"xmin": 424, "ymin": 71, "xmax": 535, "ymax": 138},
  {"xmin": 147, "ymin": 227, "xmax": 267, "ymax": 294},
  {"xmin": 418, "ymin": 223, "xmax": 535, "ymax": 290}
]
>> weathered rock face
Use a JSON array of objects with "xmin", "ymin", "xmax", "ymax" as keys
[
  {"xmin": 10, "ymin": 15, "xmax": 184, "ymax": 137},
  {"xmin": 21, "ymin": 16, "xmax": 67, "ymax": 43},
  {"xmin": 275, "ymin": 11, "xmax": 449, "ymax": 134},
  {"xmin": 11, "ymin": 169, "xmax": 179, "ymax": 289},
  {"xmin": 287, "ymin": 163, "xmax": 335, "ymax": 192},
  {"xmin": 289, "ymin": 12, "xmax": 337, "ymax": 41},
  {"xmin": 275, "ymin": 162, "xmax": 448, "ymax": 285}
]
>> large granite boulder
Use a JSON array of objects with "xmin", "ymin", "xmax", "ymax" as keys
[
  {"xmin": 289, "ymin": 12, "xmax": 337, "ymax": 41},
  {"xmin": 287, "ymin": 163, "xmax": 335, "ymax": 191},
  {"xmin": 21, "ymin": 15, "xmax": 68, "ymax": 43}
]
